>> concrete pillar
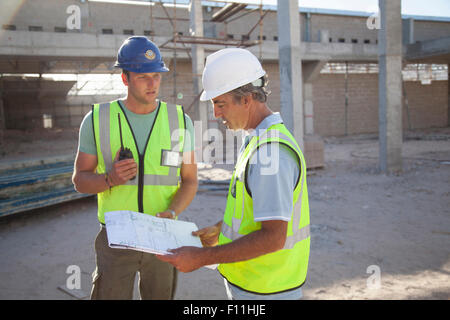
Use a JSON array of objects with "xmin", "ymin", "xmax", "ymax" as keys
[
  {"xmin": 305, "ymin": 13, "xmax": 311, "ymax": 42},
  {"xmin": 0, "ymin": 93, "xmax": 4, "ymax": 145},
  {"xmin": 304, "ymin": 83, "xmax": 314, "ymax": 135},
  {"xmin": 448, "ymin": 64, "xmax": 450, "ymax": 126},
  {"xmin": 302, "ymin": 60, "xmax": 326, "ymax": 135},
  {"xmin": 378, "ymin": 0, "xmax": 403, "ymax": 173},
  {"xmin": 402, "ymin": 18, "xmax": 414, "ymax": 45},
  {"xmin": 189, "ymin": 0, "xmax": 209, "ymax": 154},
  {"xmin": 0, "ymin": 77, "xmax": 4, "ymax": 145},
  {"xmin": 277, "ymin": 0, "xmax": 304, "ymax": 150}
]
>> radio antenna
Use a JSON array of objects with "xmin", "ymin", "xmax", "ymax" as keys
[{"xmin": 118, "ymin": 113, "xmax": 124, "ymax": 150}]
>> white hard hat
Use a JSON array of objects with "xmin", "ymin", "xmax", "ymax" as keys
[{"xmin": 200, "ymin": 48, "xmax": 266, "ymax": 101}]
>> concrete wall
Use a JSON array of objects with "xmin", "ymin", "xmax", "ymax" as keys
[
  {"xmin": 310, "ymin": 14, "xmax": 378, "ymax": 44},
  {"xmin": 1, "ymin": 0, "xmax": 188, "ymax": 36},
  {"xmin": 88, "ymin": 2, "xmax": 190, "ymax": 37},
  {"xmin": 414, "ymin": 20, "xmax": 450, "ymax": 42}
]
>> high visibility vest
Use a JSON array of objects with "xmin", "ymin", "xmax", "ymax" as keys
[
  {"xmin": 218, "ymin": 123, "xmax": 310, "ymax": 294},
  {"xmin": 92, "ymin": 100, "xmax": 186, "ymax": 224}
]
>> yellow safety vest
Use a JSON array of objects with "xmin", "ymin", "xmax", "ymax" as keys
[
  {"xmin": 218, "ymin": 123, "xmax": 311, "ymax": 294},
  {"xmin": 92, "ymin": 100, "xmax": 186, "ymax": 224}
]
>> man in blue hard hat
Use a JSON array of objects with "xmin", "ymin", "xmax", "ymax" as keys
[{"xmin": 72, "ymin": 36, "xmax": 198, "ymax": 299}]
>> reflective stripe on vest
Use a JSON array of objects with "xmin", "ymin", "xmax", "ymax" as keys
[
  {"xmin": 220, "ymin": 201, "xmax": 311, "ymax": 249},
  {"xmin": 97, "ymin": 101, "xmax": 182, "ymax": 186},
  {"xmin": 220, "ymin": 128, "xmax": 310, "ymax": 248}
]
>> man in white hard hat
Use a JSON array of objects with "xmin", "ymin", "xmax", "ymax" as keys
[{"xmin": 157, "ymin": 48, "xmax": 310, "ymax": 300}]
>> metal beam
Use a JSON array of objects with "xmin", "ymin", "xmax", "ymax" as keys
[{"xmin": 211, "ymin": 3, "xmax": 247, "ymax": 22}]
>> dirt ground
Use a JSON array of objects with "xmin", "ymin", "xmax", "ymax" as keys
[{"xmin": 0, "ymin": 126, "xmax": 449, "ymax": 300}]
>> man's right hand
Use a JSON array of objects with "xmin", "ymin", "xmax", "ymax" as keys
[{"xmin": 108, "ymin": 150, "xmax": 138, "ymax": 186}]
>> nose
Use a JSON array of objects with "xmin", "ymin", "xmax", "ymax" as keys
[
  {"xmin": 213, "ymin": 105, "xmax": 221, "ymax": 119},
  {"xmin": 146, "ymin": 77, "xmax": 154, "ymax": 88}
]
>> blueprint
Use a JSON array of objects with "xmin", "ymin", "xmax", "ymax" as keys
[{"xmin": 104, "ymin": 210, "xmax": 203, "ymax": 255}]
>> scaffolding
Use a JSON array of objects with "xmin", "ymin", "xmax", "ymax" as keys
[
  {"xmin": 146, "ymin": 0, "xmax": 267, "ymax": 109},
  {"xmin": 155, "ymin": 1, "xmax": 266, "ymax": 51}
]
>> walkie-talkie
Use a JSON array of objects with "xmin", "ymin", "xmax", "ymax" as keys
[{"xmin": 118, "ymin": 113, "xmax": 136, "ymax": 180}]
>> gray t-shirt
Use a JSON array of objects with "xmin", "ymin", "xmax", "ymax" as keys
[
  {"xmin": 247, "ymin": 143, "xmax": 300, "ymax": 222},
  {"xmin": 78, "ymin": 100, "xmax": 195, "ymax": 155}
]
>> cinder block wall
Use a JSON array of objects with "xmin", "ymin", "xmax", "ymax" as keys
[
  {"xmin": 404, "ymin": 80, "xmax": 448, "ymax": 129},
  {"xmin": 2, "ymin": 77, "xmax": 123, "ymax": 130},
  {"xmin": 159, "ymin": 62, "xmax": 448, "ymax": 138},
  {"xmin": 2, "ymin": 69, "xmax": 447, "ymax": 136},
  {"xmin": 313, "ymin": 74, "xmax": 348, "ymax": 136},
  {"xmin": 312, "ymin": 74, "xmax": 448, "ymax": 136},
  {"xmin": 158, "ymin": 60, "xmax": 200, "ymax": 109}
]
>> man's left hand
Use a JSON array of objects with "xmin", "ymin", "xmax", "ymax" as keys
[{"xmin": 156, "ymin": 210, "xmax": 175, "ymax": 219}]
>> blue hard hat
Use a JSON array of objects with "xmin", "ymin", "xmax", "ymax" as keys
[{"xmin": 114, "ymin": 36, "xmax": 169, "ymax": 73}]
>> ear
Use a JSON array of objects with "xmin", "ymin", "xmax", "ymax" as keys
[
  {"xmin": 121, "ymin": 73, "xmax": 129, "ymax": 86},
  {"xmin": 241, "ymin": 95, "xmax": 251, "ymax": 110}
]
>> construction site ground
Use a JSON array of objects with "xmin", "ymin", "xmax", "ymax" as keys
[{"xmin": 0, "ymin": 126, "xmax": 449, "ymax": 300}]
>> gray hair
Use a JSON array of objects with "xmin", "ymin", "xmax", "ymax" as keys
[{"xmin": 230, "ymin": 74, "xmax": 271, "ymax": 103}]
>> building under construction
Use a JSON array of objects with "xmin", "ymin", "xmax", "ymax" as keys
[{"xmin": 0, "ymin": 0, "xmax": 449, "ymax": 213}]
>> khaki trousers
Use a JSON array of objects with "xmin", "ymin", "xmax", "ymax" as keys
[{"xmin": 90, "ymin": 226, "xmax": 177, "ymax": 300}]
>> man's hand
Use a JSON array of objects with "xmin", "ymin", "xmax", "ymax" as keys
[
  {"xmin": 108, "ymin": 150, "xmax": 138, "ymax": 186},
  {"xmin": 193, "ymin": 221, "xmax": 222, "ymax": 247},
  {"xmin": 156, "ymin": 210, "xmax": 176, "ymax": 219},
  {"xmin": 156, "ymin": 246, "xmax": 205, "ymax": 273}
]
